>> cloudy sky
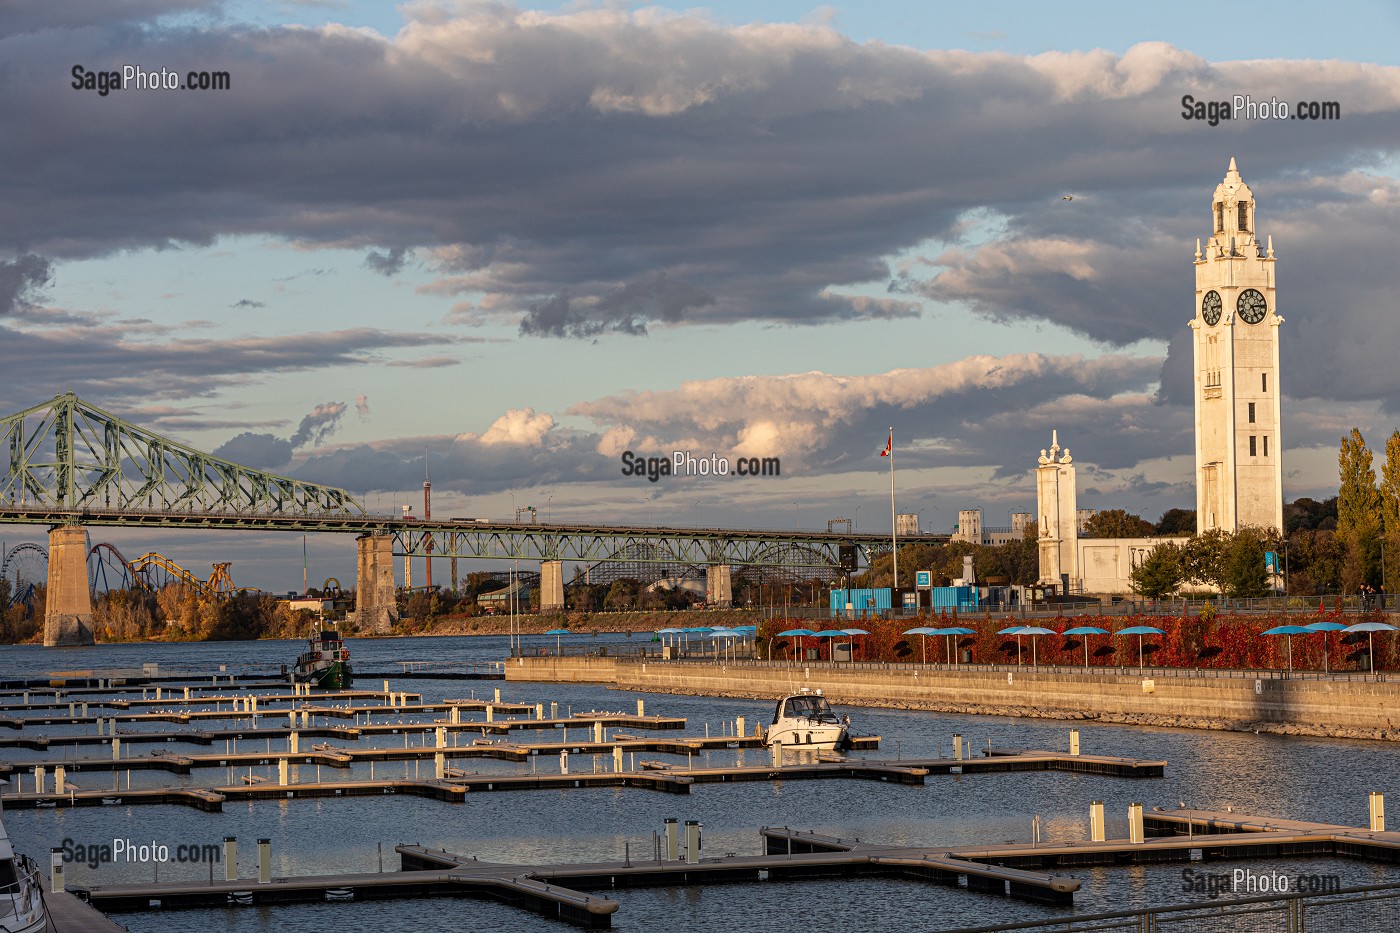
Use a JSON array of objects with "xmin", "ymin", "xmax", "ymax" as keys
[{"xmin": 2, "ymin": 0, "xmax": 1399, "ymax": 590}]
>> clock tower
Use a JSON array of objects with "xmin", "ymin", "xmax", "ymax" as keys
[{"xmin": 1191, "ymin": 158, "xmax": 1284, "ymax": 534}]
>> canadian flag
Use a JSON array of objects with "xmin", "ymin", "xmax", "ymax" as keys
[{"xmin": 879, "ymin": 432, "xmax": 891, "ymax": 457}]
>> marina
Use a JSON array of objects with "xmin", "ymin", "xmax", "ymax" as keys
[{"xmin": 2, "ymin": 637, "xmax": 1400, "ymax": 932}]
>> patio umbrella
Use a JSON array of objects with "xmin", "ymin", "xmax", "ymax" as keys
[
  {"xmin": 998, "ymin": 625, "xmax": 1032, "ymax": 668},
  {"xmin": 777, "ymin": 628, "xmax": 816, "ymax": 660},
  {"xmin": 1342, "ymin": 621, "xmax": 1399, "ymax": 674},
  {"xmin": 939, "ymin": 626, "xmax": 977, "ymax": 665},
  {"xmin": 1303, "ymin": 620, "xmax": 1347, "ymax": 673},
  {"xmin": 902, "ymin": 626, "xmax": 938, "ymax": 663},
  {"xmin": 708, "ymin": 629, "xmax": 740, "ymax": 662},
  {"xmin": 1261, "ymin": 624, "xmax": 1311, "ymax": 673},
  {"xmin": 1116, "ymin": 625, "xmax": 1166, "ymax": 673},
  {"xmin": 1012, "ymin": 626, "xmax": 1057, "ymax": 669},
  {"xmin": 842, "ymin": 628, "xmax": 870, "ymax": 662},
  {"xmin": 544, "ymin": 628, "xmax": 570, "ymax": 653},
  {"xmin": 813, "ymin": 629, "xmax": 848, "ymax": 661},
  {"xmin": 1062, "ymin": 625, "xmax": 1110, "ymax": 670}
]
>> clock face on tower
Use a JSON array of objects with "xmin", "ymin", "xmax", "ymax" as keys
[
  {"xmin": 1237, "ymin": 288, "xmax": 1267, "ymax": 324},
  {"xmin": 1201, "ymin": 290, "xmax": 1222, "ymax": 326}
]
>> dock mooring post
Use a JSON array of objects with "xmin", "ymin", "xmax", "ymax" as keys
[
  {"xmin": 224, "ymin": 837, "xmax": 237, "ymax": 881},
  {"xmin": 550, "ymin": 701, "xmax": 558, "ymax": 719},
  {"xmin": 54, "ymin": 766, "xmax": 66, "ymax": 794},
  {"xmin": 559, "ymin": 750, "xmax": 569, "ymax": 775},
  {"xmin": 613, "ymin": 747, "xmax": 623, "ymax": 772},
  {"xmin": 773, "ymin": 741, "xmax": 784, "ymax": 767},
  {"xmin": 50, "ymin": 849, "xmax": 64, "ymax": 893},
  {"xmin": 494, "ymin": 688, "xmax": 501, "ymax": 703},
  {"xmin": 953, "ymin": 734, "xmax": 962, "ymax": 761},
  {"xmin": 112, "ymin": 738, "xmax": 121, "ymax": 760},
  {"xmin": 637, "ymin": 699, "xmax": 645, "ymax": 716},
  {"xmin": 1371, "ymin": 792, "xmax": 1386, "ymax": 831},
  {"xmin": 34, "ymin": 766, "xmax": 46, "ymax": 796},
  {"xmin": 737, "ymin": 716, "xmax": 745, "ymax": 737},
  {"xmin": 1090, "ymin": 801, "xmax": 1105, "ymax": 842},
  {"xmin": 278, "ymin": 759, "xmax": 289, "ymax": 786},
  {"xmin": 593, "ymin": 720, "xmax": 604, "ymax": 743},
  {"xmin": 435, "ymin": 752, "xmax": 445, "ymax": 779},
  {"xmin": 1128, "ymin": 802, "xmax": 1145, "ymax": 844},
  {"xmin": 1070, "ymin": 729, "xmax": 1080, "ymax": 756},
  {"xmin": 257, "ymin": 839, "xmax": 271, "ymax": 884}
]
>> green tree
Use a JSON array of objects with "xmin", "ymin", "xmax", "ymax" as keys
[
  {"xmin": 1337, "ymin": 428, "xmax": 1383, "ymax": 589},
  {"xmin": 1382, "ymin": 430, "xmax": 1400, "ymax": 592},
  {"xmin": 1181, "ymin": 529, "xmax": 1230, "ymax": 594},
  {"xmin": 1081, "ymin": 509, "xmax": 1154, "ymax": 538},
  {"xmin": 1223, "ymin": 526, "xmax": 1270, "ymax": 598},
  {"xmin": 1129, "ymin": 542, "xmax": 1183, "ymax": 599},
  {"xmin": 1154, "ymin": 508, "xmax": 1197, "ymax": 535}
]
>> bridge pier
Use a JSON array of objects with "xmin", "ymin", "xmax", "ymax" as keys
[
  {"xmin": 540, "ymin": 561, "xmax": 565, "ymax": 611},
  {"xmin": 706, "ymin": 564, "xmax": 732, "ymax": 608},
  {"xmin": 352, "ymin": 534, "xmax": 398, "ymax": 634},
  {"xmin": 44, "ymin": 526, "xmax": 95, "ymax": 647}
]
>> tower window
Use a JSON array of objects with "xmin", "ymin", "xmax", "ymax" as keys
[
  {"xmin": 1262, "ymin": 373, "xmax": 1268, "ymax": 392},
  {"xmin": 1238, "ymin": 201, "xmax": 1248, "ymax": 231},
  {"xmin": 1264, "ymin": 436, "xmax": 1269, "ymax": 456},
  {"xmin": 1249, "ymin": 436, "xmax": 1257, "ymax": 457},
  {"xmin": 1215, "ymin": 203, "xmax": 1224, "ymax": 232},
  {"xmin": 1248, "ymin": 402, "xmax": 1256, "ymax": 423}
]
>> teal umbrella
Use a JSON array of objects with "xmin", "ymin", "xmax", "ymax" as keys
[
  {"xmin": 903, "ymin": 626, "xmax": 938, "ymax": 663},
  {"xmin": 1116, "ymin": 625, "xmax": 1166, "ymax": 672},
  {"xmin": 929, "ymin": 626, "xmax": 977, "ymax": 665},
  {"xmin": 1063, "ymin": 625, "xmax": 1109, "ymax": 670},
  {"xmin": 544, "ymin": 628, "xmax": 570, "ymax": 653},
  {"xmin": 1304, "ymin": 620, "xmax": 1347, "ymax": 673},
  {"xmin": 1261, "ymin": 624, "xmax": 1311, "ymax": 672},
  {"xmin": 1343, "ymin": 621, "xmax": 1399, "ymax": 674},
  {"xmin": 1012, "ymin": 626, "xmax": 1057, "ymax": 668},
  {"xmin": 777, "ymin": 628, "xmax": 816, "ymax": 660},
  {"xmin": 841, "ymin": 628, "xmax": 870, "ymax": 662}
]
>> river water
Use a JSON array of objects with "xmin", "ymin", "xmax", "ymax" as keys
[{"xmin": 3, "ymin": 633, "xmax": 1399, "ymax": 932}]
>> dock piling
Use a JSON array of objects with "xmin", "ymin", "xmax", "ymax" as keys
[
  {"xmin": 1090, "ymin": 801, "xmax": 1105, "ymax": 842},
  {"xmin": 637, "ymin": 699, "xmax": 645, "ymax": 716},
  {"xmin": 50, "ymin": 848, "xmax": 64, "ymax": 893},
  {"xmin": 278, "ymin": 759, "xmax": 289, "ymax": 786},
  {"xmin": 954, "ymin": 734, "xmax": 962, "ymax": 761},
  {"xmin": 613, "ymin": 747, "xmax": 623, "ymax": 772},
  {"xmin": 1129, "ymin": 802, "xmax": 1145, "ymax": 844},
  {"xmin": 1070, "ymin": 730, "xmax": 1080, "ymax": 756},
  {"xmin": 257, "ymin": 839, "xmax": 270, "ymax": 884},
  {"xmin": 684, "ymin": 821, "xmax": 701, "ymax": 864},
  {"xmin": 224, "ymin": 837, "xmax": 237, "ymax": 881},
  {"xmin": 1371, "ymin": 792, "xmax": 1386, "ymax": 831},
  {"xmin": 560, "ymin": 750, "xmax": 569, "ymax": 775},
  {"xmin": 54, "ymin": 765, "xmax": 66, "ymax": 794},
  {"xmin": 736, "ymin": 716, "xmax": 745, "ymax": 737}
]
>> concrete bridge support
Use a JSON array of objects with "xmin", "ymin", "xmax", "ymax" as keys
[
  {"xmin": 352, "ymin": 534, "xmax": 398, "ymax": 634},
  {"xmin": 706, "ymin": 564, "xmax": 732, "ymax": 608},
  {"xmin": 44, "ymin": 526, "xmax": 95, "ymax": 646},
  {"xmin": 540, "ymin": 560, "xmax": 565, "ymax": 611}
]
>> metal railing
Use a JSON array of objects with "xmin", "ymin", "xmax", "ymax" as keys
[{"xmin": 932, "ymin": 879, "xmax": 1400, "ymax": 932}]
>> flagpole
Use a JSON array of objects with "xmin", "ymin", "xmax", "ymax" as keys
[{"xmin": 889, "ymin": 425, "xmax": 897, "ymax": 592}]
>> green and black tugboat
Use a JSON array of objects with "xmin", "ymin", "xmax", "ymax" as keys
[{"xmin": 293, "ymin": 625, "xmax": 353, "ymax": 689}]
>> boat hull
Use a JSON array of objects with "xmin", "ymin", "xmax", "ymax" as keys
[
  {"xmin": 766, "ymin": 724, "xmax": 849, "ymax": 752},
  {"xmin": 294, "ymin": 661, "xmax": 352, "ymax": 689}
]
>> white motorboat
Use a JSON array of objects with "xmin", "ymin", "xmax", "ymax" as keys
[
  {"xmin": 0, "ymin": 796, "xmax": 46, "ymax": 933},
  {"xmin": 764, "ymin": 689, "xmax": 850, "ymax": 751}
]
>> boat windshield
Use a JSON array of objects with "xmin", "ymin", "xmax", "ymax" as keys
[{"xmin": 775, "ymin": 694, "xmax": 836, "ymax": 723}]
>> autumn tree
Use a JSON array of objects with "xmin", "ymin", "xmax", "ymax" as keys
[
  {"xmin": 1337, "ymin": 428, "xmax": 1382, "ymax": 589},
  {"xmin": 1382, "ymin": 430, "xmax": 1400, "ymax": 591},
  {"xmin": 1181, "ymin": 529, "xmax": 1231, "ymax": 594},
  {"xmin": 1081, "ymin": 509, "xmax": 1154, "ymax": 538},
  {"xmin": 1223, "ymin": 526, "xmax": 1271, "ymax": 598},
  {"xmin": 1154, "ymin": 508, "xmax": 1197, "ymax": 535}
]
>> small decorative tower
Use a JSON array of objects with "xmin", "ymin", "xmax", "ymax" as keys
[{"xmin": 1036, "ymin": 431, "xmax": 1078, "ymax": 593}]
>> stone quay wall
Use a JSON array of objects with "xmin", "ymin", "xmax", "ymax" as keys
[{"xmin": 505, "ymin": 657, "xmax": 1400, "ymax": 741}]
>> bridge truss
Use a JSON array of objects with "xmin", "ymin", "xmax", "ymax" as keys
[{"xmin": 1, "ymin": 393, "xmax": 363, "ymax": 516}]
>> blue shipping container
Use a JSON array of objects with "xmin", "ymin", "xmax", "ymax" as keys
[
  {"xmin": 830, "ymin": 588, "xmax": 892, "ymax": 618},
  {"xmin": 930, "ymin": 585, "xmax": 979, "ymax": 611}
]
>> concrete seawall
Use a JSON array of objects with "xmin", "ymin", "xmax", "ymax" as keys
[{"xmin": 505, "ymin": 658, "xmax": 1400, "ymax": 741}]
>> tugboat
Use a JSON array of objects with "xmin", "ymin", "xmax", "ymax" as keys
[
  {"xmin": 293, "ymin": 625, "xmax": 353, "ymax": 689},
  {"xmin": 0, "ymin": 792, "xmax": 47, "ymax": 933},
  {"xmin": 763, "ymin": 688, "xmax": 851, "ymax": 751}
]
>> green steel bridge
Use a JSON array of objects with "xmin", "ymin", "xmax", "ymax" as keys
[{"xmin": 1, "ymin": 393, "xmax": 941, "ymax": 570}]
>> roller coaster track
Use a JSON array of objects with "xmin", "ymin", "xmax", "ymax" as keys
[{"xmin": 126, "ymin": 553, "xmax": 238, "ymax": 597}]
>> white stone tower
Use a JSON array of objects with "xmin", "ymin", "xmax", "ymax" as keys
[
  {"xmin": 1191, "ymin": 158, "xmax": 1284, "ymax": 534},
  {"xmin": 1036, "ymin": 431, "xmax": 1077, "ymax": 591}
]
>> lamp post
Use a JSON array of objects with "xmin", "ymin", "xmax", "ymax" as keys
[
  {"xmin": 547, "ymin": 494, "xmax": 553, "ymax": 523},
  {"xmin": 792, "ymin": 502, "xmax": 799, "ymax": 529},
  {"xmin": 509, "ymin": 492, "xmax": 516, "ymax": 522},
  {"xmin": 645, "ymin": 496, "xmax": 652, "ymax": 525},
  {"xmin": 855, "ymin": 505, "xmax": 861, "ymax": 531}
]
